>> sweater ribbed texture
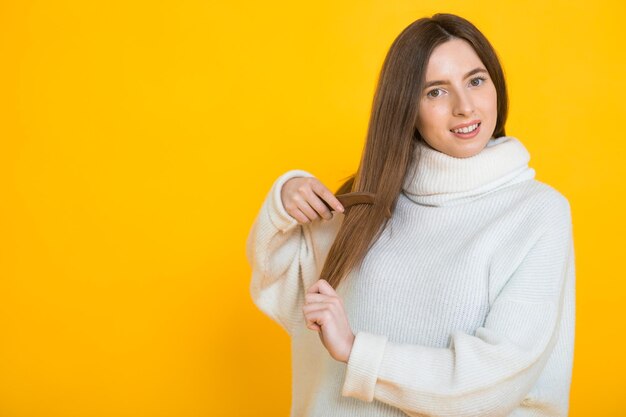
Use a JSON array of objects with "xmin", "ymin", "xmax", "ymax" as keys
[{"xmin": 246, "ymin": 136, "xmax": 575, "ymax": 417}]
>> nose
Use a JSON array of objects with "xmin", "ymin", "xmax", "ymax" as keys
[{"xmin": 453, "ymin": 90, "xmax": 475, "ymax": 117}]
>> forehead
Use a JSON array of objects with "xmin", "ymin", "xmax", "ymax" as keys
[{"xmin": 425, "ymin": 39, "xmax": 484, "ymax": 77}]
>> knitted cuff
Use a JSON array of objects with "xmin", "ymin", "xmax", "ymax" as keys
[
  {"xmin": 341, "ymin": 331, "xmax": 388, "ymax": 402},
  {"xmin": 268, "ymin": 169, "xmax": 316, "ymax": 233}
]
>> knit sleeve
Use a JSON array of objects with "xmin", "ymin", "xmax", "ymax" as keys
[
  {"xmin": 341, "ymin": 195, "xmax": 574, "ymax": 417},
  {"xmin": 246, "ymin": 170, "xmax": 344, "ymax": 336}
]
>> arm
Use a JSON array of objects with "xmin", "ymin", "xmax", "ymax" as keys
[
  {"xmin": 341, "ymin": 195, "xmax": 574, "ymax": 417},
  {"xmin": 246, "ymin": 170, "xmax": 344, "ymax": 336}
]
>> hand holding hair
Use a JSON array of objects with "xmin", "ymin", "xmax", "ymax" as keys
[
  {"xmin": 324, "ymin": 191, "xmax": 376, "ymax": 211},
  {"xmin": 281, "ymin": 177, "xmax": 376, "ymax": 225},
  {"xmin": 281, "ymin": 177, "xmax": 345, "ymax": 224},
  {"xmin": 302, "ymin": 279, "xmax": 355, "ymax": 364}
]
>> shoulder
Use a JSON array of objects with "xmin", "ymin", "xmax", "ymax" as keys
[
  {"xmin": 520, "ymin": 179, "xmax": 572, "ymax": 234},
  {"xmin": 489, "ymin": 179, "xmax": 572, "ymax": 243},
  {"xmin": 521, "ymin": 180, "xmax": 570, "ymax": 211}
]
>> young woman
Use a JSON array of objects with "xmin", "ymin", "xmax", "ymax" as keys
[{"xmin": 246, "ymin": 13, "xmax": 575, "ymax": 417}]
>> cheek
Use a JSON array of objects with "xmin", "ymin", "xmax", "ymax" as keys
[
  {"xmin": 482, "ymin": 86, "xmax": 498, "ymax": 115},
  {"xmin": 417, "ymin": 104, "xmax": 444, "ymax": 130}
]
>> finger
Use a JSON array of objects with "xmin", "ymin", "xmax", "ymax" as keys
[
  {"xmin": 303, "ymin": 306, "xmax": 329, "ymax": 330},
  {"xmin": 304, "ymin": 294, "xmax": 343, "ymax": 315},
  {"xmin": 305, "ymin": 293, "xmax": 331, "ymax": 304},
  {"xmin": 309, "ymin": 195, "xmax": 333, "ymax": 220},
  {"xmin": 294, "ymin": 195, "xmax": 321, "ymax": 222},
  {"xmin": 306, "ymin": 280, "xmax": 323, "ymax": 294},
  {"xmin": 311, "ymin": 181, "xmax": 345, "ymax": 213},
  {"xmin": 283, "ymin": 198, "xmax": 311, "ymax": 224},
  {"xmin": 306, "ymin": 319, "xmax": 322, "ymax": 332},
  {"xmin": 302, "ymin": 302, "xmax": 331, "ymax": 315},
  {"xmin": 288, "ymin": 207, "xmax": 311, "ymax": 224},
  {"xmin": 305, "ymin": 193, "xmax": 334, "ymax": 221},
  {"xmin": 304, "ymin": 299, "xmax": 342, "ymax": 323},
  {"xmin": 310, "ymin": 279, "xmax": 336, "ymax": 296},
  {"xmin": 307, "ymin": 322, "xmax": 320, "ymax": 331},
  {"xmin": 305, "ymin": 309, "xmax": 333, "ymax": 328}
]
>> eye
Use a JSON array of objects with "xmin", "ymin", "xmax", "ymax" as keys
[
  {"xmin": 470, "ymin": 76, "xmax": 487, "ymax": 87},
  {"xmin": 426, "ymin": 88, "xmax": 443, "ymax": 99}
]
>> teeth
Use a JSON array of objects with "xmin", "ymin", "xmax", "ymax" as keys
[{"xmin": 452, "ymin": 123, "xmax": 479, "ymax": 134}]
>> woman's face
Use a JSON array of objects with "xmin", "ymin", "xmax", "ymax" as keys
[{"xmin": 415, "ymin": 38, "xmax": 498, "ymax": 158}]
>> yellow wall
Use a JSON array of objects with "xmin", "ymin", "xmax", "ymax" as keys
[{"xmin": 1, "ymin": 1, "xmax": 624, "ymax": 416}]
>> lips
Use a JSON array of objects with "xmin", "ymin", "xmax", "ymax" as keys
[{"xmin": 450, "ymin": 119, "xmax": 481, "ymax": 131}]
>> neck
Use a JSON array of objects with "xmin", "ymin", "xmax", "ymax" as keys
[{"xmin": 402, "ymin": 136, "xmax": 536, "ymax": 207}]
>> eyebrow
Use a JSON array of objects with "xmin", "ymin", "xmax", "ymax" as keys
[{"xmin": 422, "ymin": 67, "xmax": 489, "ymax": 90}]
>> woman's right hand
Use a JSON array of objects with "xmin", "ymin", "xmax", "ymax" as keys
[{"xmin": 281, "ymin": 177, "xmax": 345, "ymax": 224}]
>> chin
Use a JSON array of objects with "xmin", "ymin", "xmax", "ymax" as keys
[
  {"xmin": 454, "ymin": 150, "xmax": 480, "ymax": 159},
  {"xmin": 448, "ymin": 141, "xmax": 488, "ymax": 158}
]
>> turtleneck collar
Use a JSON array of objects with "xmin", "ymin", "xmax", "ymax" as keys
[{"xmin": 402, "ymin": 136, "xmax": 536, "ymax": 207}]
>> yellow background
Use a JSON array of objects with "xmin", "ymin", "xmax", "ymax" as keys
[{"xmin": 1, "ymin": 1, "xmax": 624, "ymax": 416}]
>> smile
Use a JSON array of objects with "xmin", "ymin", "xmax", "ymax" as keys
[{"xmin": 451, "ymin": 123, "xmax": 480, "ymax": 134}]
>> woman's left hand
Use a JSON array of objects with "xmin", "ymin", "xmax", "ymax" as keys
[{"xmin": 303, "ymin": 279, "xmax": 355, "ymax": 363}]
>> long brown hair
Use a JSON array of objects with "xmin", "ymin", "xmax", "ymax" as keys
[{"xmin": 321, "ymin": 13, "xmax": 509, "ymax": 289}]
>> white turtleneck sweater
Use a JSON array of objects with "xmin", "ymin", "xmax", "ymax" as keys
[{"xmin": 246, "ymin": 136, "xmax": 575, "ymax": 417}]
